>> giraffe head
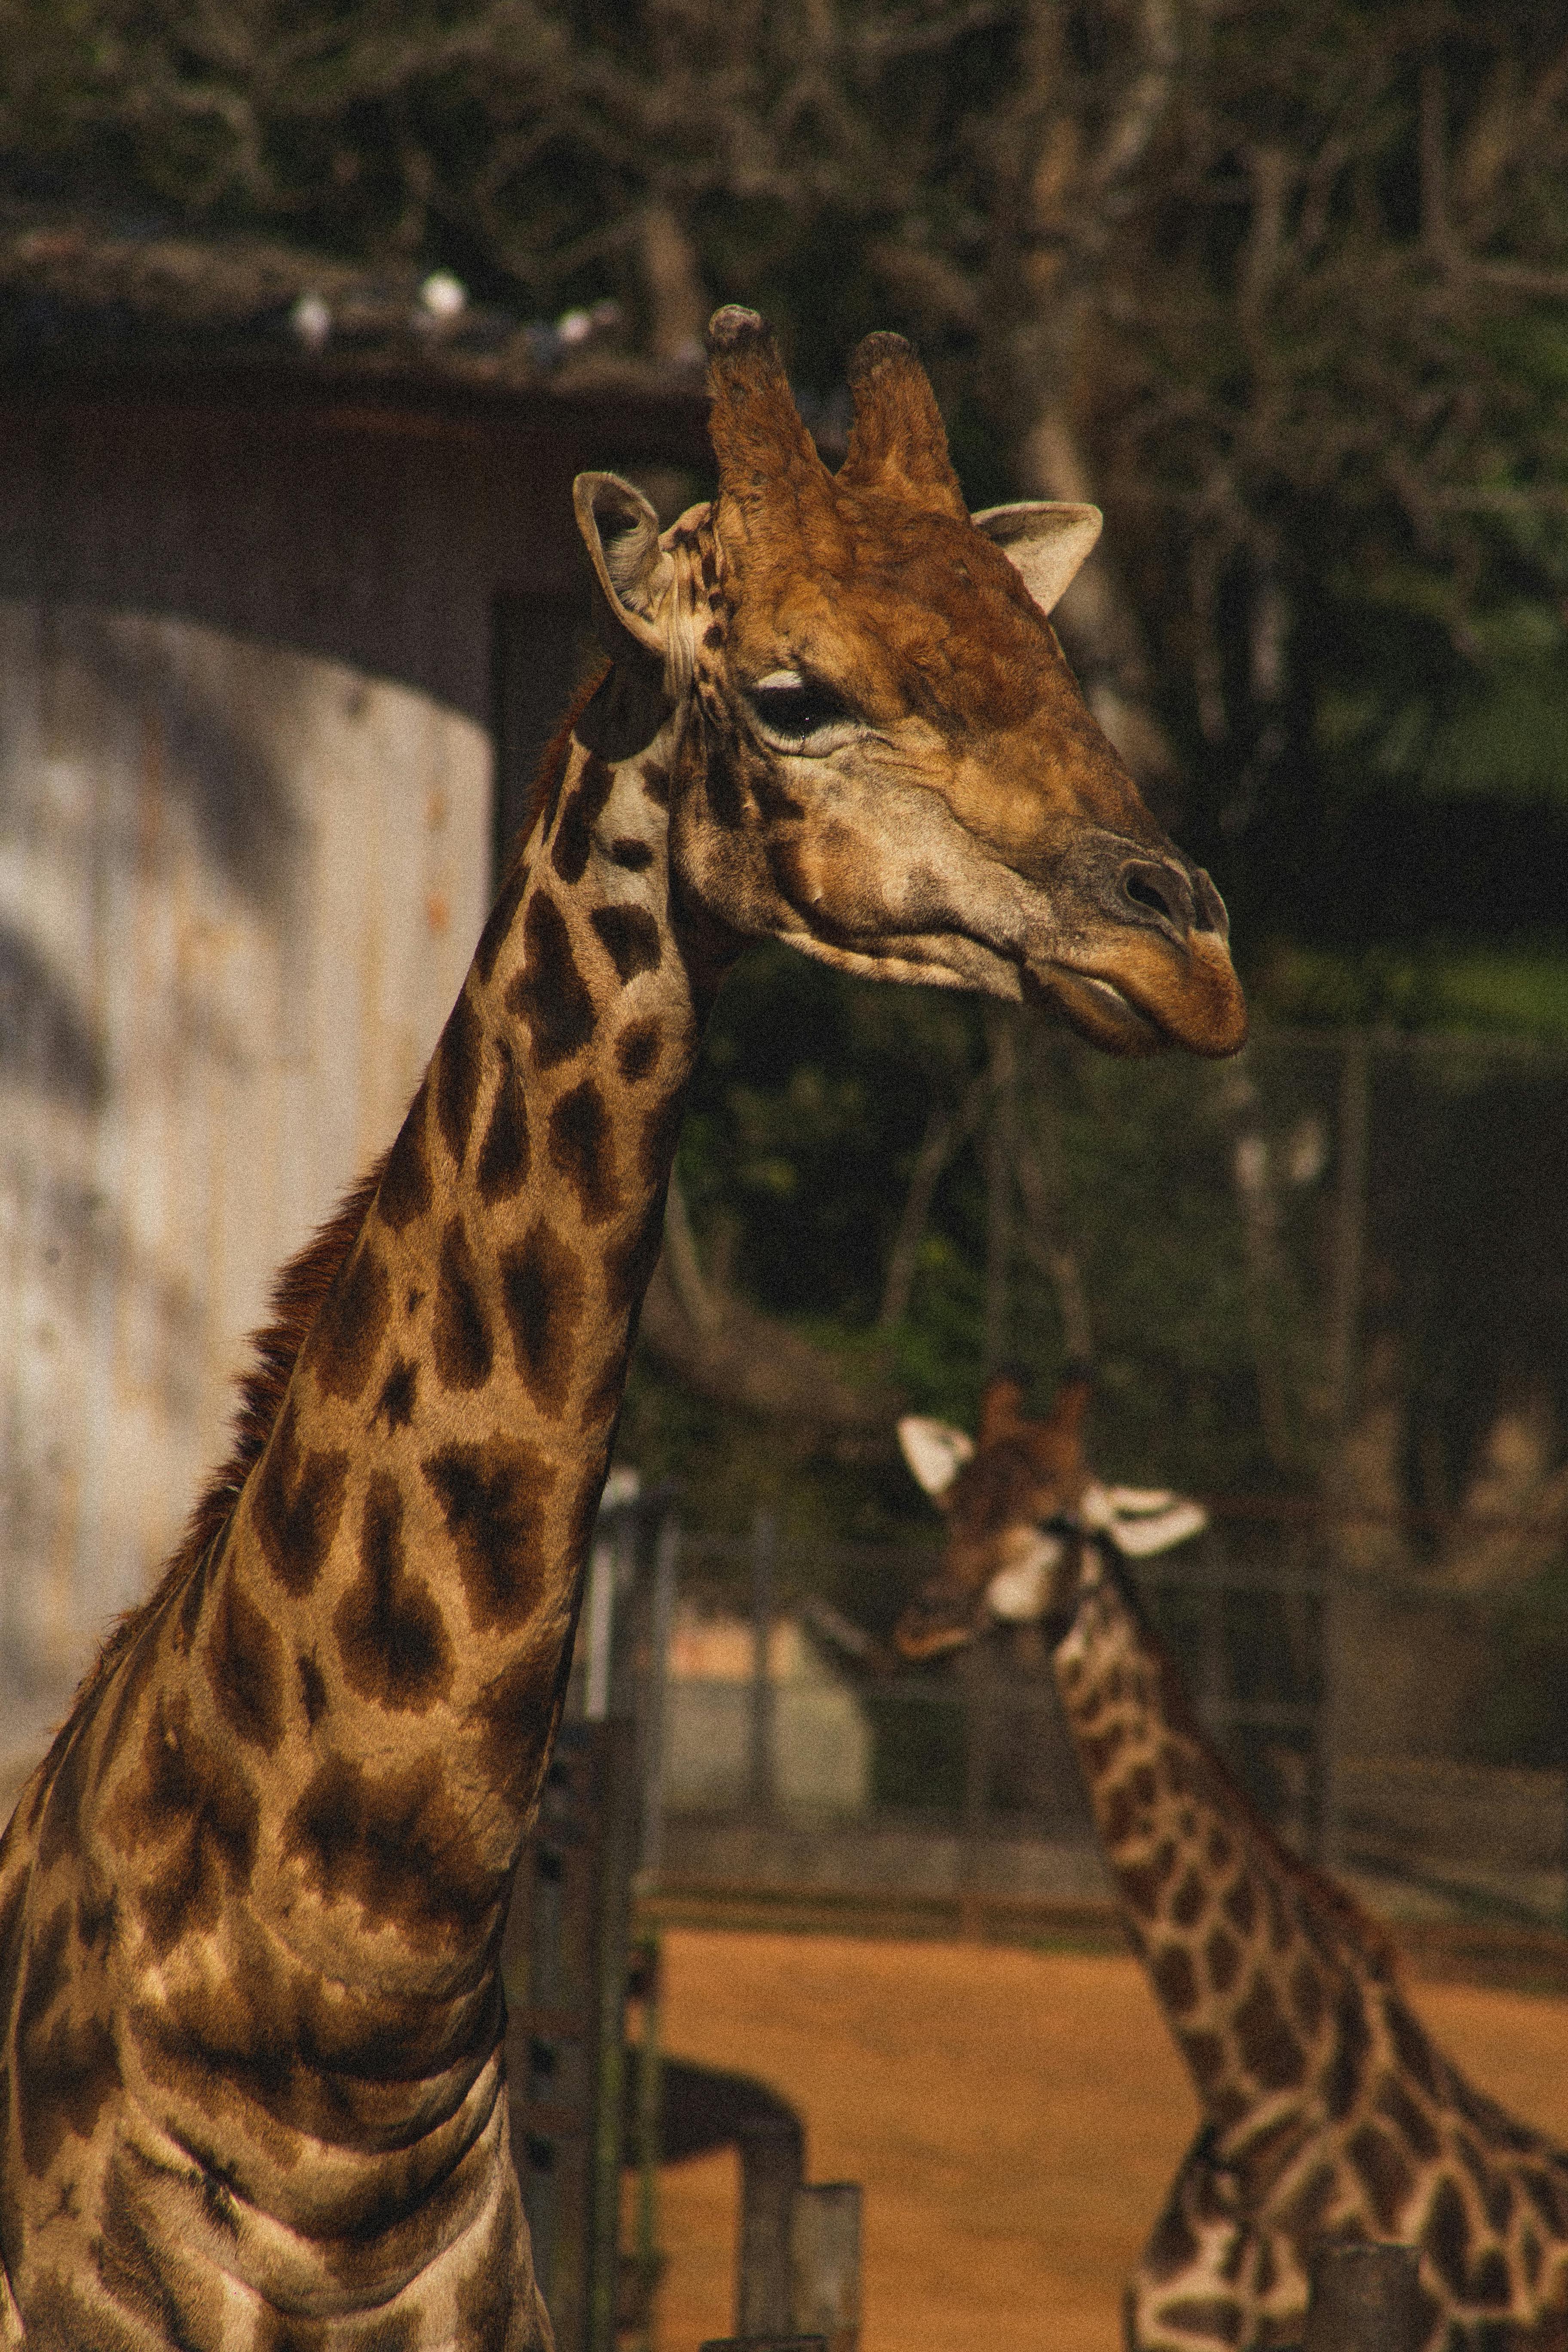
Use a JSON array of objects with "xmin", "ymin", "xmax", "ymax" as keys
[
  {"xmin": 894, "ymin": 1368, "xmax": 1206, "ymax": 1658},
  {"xmin": 574, "ymin": 308, "xmax": 1246, "ymax": 1057}
]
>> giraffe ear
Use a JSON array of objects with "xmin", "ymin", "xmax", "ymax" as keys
[
  {"xmin": 971, "ymin": 502, "xmax": 1102, "ymax": 616},
  {"xmin": 573, "ymin": 472, "xmax": 674, "ymax": 657},
  {"xmin": 897, "ymin": 1415, "xmax": 975, "ymax": 1501}
]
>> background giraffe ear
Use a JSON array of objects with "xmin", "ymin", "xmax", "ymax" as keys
[
  {"xmin": 897, "ymin": 1415, "xmax": 975, "ymax": 1501},
  {"xmin": 971, "ymin": 501, "xmax": 1103, "ymax": 616},
  {"xmin": 573, "ymin": 472, "xmax": 674, "ymax": 657}
]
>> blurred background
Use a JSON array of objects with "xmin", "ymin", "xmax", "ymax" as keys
[{"xmin": 1, "ymin": 0, "xmax": 1567, "ymax": 1920}]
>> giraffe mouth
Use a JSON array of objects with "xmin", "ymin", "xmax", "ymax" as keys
[{"xmin": 1025, "ymin": 963, "xmax": 1164, "ymax": 1054}]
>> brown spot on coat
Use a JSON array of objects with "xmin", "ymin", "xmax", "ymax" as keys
[
  {"xmin": 284, "ymin": 1751, "xmax": 498, "ymax": 1939},
  {"xmin": 1234, "ymin": 1971, "xmax": 1307, "ymax": 2091},
  {"xmin": 15, "ymin": 1905, "xmax": 120, "ymax": 2178},
  {"xmin": 1177, "ymin": 2028, "xmax": 1228, "ymax": 2097},
  {"xmin": 1223, "ymin": 1873, "xmax": 1258, "ymax": 1936},
  {"xmin": 1119, "ymin": 1860, "xmax": 1164, "ymax": 1921},
  {"xmin": 1347, "ymin": 2121, "xmax": 1414, "ymax": 2232},
  {"xmin": 378, "ymin": 1090, "xmax": 432, "ymax": 1231},
  {"xmin": 1376, "ymin": 2071, "xmax": 1439, "ymax": 2162},
  {"xmin": 551, "ymin": 750, "xmax": 616, "ymax": 884},
  {"xmin": 1172, "ymin": 1869, "xmax": 1207, "ymax": 1928},
  {"xmin": 1206, "ymin": 1926, "xmax": 1241, "ymax": 1995},
  {"xmin": 1099, "ymin": 1782, "xmax": 1136, "ymax": 1847},
  {"xmin": 1322, "ymin": 1980, "xmax": 1370, "ymax": 2120},
  {"xmin": 609, "ymin": 836, "xmax": 654, "ymax": 871},
  {"xmin": 474, "ymin": 855, "xmax": 529, "ymax": 984},
  {"xmin": 111, "ymin": 1697, "xmax": 260, "ymax": 1952},
  {"xmin": 1384, "ymin": 1992, "xmax": 1441, "ymax": 2098},
  {"xmin": 548, "ymin": 1080, "xmax": 619, "ymax": 1225},
  {"xmin": 616, "ymin": 1017, "xmax": 662, "ymax": 1082},
  {"xmin": 591, "ymin": 901, "xmax": 662, "ymax": 982},
  {"xmin": 433, "ymin": 1216, "xmax": 493, "ymax": 1391},
  {"xmin": 435, "ymin": 985, "xmax": 484, "ymax": 1167},
  {"xmin": 423, "ymin": 1440, "xmax": 551, "ymax": 1632},
  {"xmin": 1290, "ymin": 1954, "xmax": 1326, "ymax": 2037},
  {"xmin": 1280, "ymin": 2160, "xmax": 1338, "ymax": 2259},
  {"xmin": 311, "ymin": 1238, "xmax": 390, "ymax": 1403},
  {"xmin": 375, "ymin": 1357, "xmax": 418, "ymax": 1429},
  {"xmin": 477, "ymin": 1044, "xmax": 530, "ymax": 1203},
  {"xmin": 205, "ymin": 1571, "xmax": 285, "ymax": 1752},
  {"xmin": 1142, "ymin": 2186, "xmax": 1199, "ymax": 2280},
  {"xmin": 1470, "ymin": 2246, "xmax": 1512, "ymax": 2307},
  {"xmin": 253, "ymin": 1399, "xmax": 349, "ymax": 1599},
  {"xmin": 500, "ymin": 1220, "xmax": 585, "ymax": 1415},
  {"xmin": 1456, "ymin": 2134, "xmax": 1515, "ymax": 2234},
  {"xmin": 508, "ymin": 894, "xmax": 596, "ymax": 1069},
  {"xmin": 640, "ymin": 761, "xmax": 671, "ymax": 808},
  {"xmin": 334, "ymin": 1475, "xmax": 453, "ymax": 1712},
  {"xmin": 1152, "ymin": 1943, "xmax": 1200, "ymax": 2017},
  {"xmin": 1423, "ymin": 2176, "xmax": 1470, "ymax": 2299}
]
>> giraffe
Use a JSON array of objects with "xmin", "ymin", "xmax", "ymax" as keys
[
  {"xmin": 897, "ymin": 1372, "xmax": 1568, "ymax": 2352},
  {"xmin": 0, "ymin": 306, "xmax": 1245, "ymax": 2352}
]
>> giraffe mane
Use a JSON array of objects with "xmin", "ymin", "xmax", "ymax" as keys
[{"xmin": 511, "ymin": 666, "xmax": 608, "ymax": 852}]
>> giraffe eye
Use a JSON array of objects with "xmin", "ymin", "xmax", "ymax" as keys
[{"xmin": 747, "ymin": 671, "xmax": 856, "ymax": 748}]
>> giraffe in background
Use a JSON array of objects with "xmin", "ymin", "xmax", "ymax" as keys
[
  {"xmin": 898, "ymin": 1372, "xmax": 1568, "ymax": 2352},
  {"xmin": 0, "ymin": 309, "xmax": 1244, "ymax": 2350}
]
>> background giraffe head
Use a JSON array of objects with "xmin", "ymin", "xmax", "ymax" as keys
[
  {"xmin": 575, "ymin": 307, "xmax": 1247, "ymax": 1059},
  {"xmin": 894, "ymin": 1367, "xmax": 1206, "ymax": 1657}
]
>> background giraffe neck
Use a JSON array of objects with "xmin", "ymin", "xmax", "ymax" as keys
[{"xmin": 1052, "ymin": 1559, "xmax": 1396, "ymax": 2141}]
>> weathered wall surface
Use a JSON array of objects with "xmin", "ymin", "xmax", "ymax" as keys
[{"xmin": 0, "ymin": 600, "xmax": 488, "ymax": 1694}]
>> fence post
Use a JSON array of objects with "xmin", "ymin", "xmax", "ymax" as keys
[
  {"xmin": 735, "ymin": 2114, "xmax": 804, "ymax": 2337},
  {"xmin": 748, "ymin": 1509, "xmax": 778, "ymax": 1816},
  {"xmin": 1305, "ymin": 2243, "xmax": 1422, "ymax": 2352},
  {"xmin": 791, "ymin": 2183, "xmax": 862, "ymax": 2352}
]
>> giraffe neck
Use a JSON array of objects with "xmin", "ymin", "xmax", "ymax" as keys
[
  {"xmin": 14, "ymin": 658, "xmax": 720, "ymax": 2330},
  {"xmin": 1052, "ymin": 1554, "xmax": 1391, "ymax": 2150}
]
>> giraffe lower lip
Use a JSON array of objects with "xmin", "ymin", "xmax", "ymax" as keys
[{"xmin": 1029, "ymin": 964, "xmax": 1162, "ymax": 1047}]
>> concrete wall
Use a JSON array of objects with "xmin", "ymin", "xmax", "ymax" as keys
[{"xmin": 0, "ymin": 600, "xmax": 487, "ymax": 1692}]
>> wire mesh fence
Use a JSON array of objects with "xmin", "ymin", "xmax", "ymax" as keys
[{"xmin": 583, "ymin": 1490, "xmax": 1568, "ymax": 1937}]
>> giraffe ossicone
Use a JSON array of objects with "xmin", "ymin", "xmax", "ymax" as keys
[
  {"xmin": 0, "ymin": 312, "xmax": 1242, "ymax": 2349},
  {"xmin": 898, "ymin": 1371, "xmax": 1568, "ymax": 2352}
]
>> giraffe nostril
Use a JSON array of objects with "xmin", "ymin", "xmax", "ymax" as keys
[{"xmin": 1121, "ymin": 861, "xmax": 1194, "ymax": 938}]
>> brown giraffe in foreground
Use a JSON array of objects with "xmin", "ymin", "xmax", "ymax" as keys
[
  {"xmin": 0, "ymin": 308, "xmax": 1245, "ymax": 2351},
  {"xmin": 897, "ymin": 1372, "xmax": 1568, "ymax": 2352}
]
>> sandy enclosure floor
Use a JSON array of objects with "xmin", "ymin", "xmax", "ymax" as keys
[{"xmin": 652, "ymin": 1930, "xmax": 1568, "ymax": 2352}]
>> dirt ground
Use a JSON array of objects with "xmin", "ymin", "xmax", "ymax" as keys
[{"xmin": 653, "ymin": 1930, "xmax": 1568, "ymax": 2352}]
